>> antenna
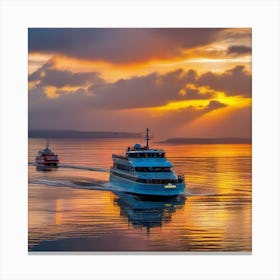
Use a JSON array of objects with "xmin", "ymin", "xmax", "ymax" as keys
[
  {"xmin": 146, "ymin": 128, "xmax": 150, "ymax": 149},
  {"xmin": 46, "ymin": 138, "xmax": 49, "ymax": 149}
]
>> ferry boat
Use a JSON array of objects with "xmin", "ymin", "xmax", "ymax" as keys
[
  {"xmin": 36, "ymin": 141, "xmax": 59, "ymax": 167},
  {"xmin": 109, "ymin": 129, "xmax": 186, "ymax": 196}
]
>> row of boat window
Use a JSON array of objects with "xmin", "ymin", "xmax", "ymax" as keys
[
  {"xmin": 127, "ymin": 152, "xmax": 165, "ymax": 158},
  {"xmin": 111, "ymin": 171, "xmax": 183, "ymax": 184},
  {"xmin": 113, "ymin": 163, "xmax": 134, "ymax": 172},
  {"xmin": 113, "ymin": 163, "xmax": 172, "ymax": 173},
  {"xmin": 135, "ymin": 167, "xmax": 172, "ymax": 172}
]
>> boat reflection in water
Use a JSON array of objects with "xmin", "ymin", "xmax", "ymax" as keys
[
  {"xmin": 36, "ymin": 165, "xmax": 59, "ymax": 172},
  {"xmin": 113, "ymin": 191, "xmax": 186, "ymax": 232}
]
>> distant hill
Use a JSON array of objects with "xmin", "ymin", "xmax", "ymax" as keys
[
  {"xmin": 160, "ymin": 138, "xmax": 251, "ymax": 144},
  {"xmin": 28, "ymin": 130, "xmax": 141, "ymax": 139}
]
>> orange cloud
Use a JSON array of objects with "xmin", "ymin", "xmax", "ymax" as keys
[
  {"xmin": 28, "ymin": 28, "xmax": 252, "ymax": 138},
  {"xmin": 28, "ymin": 28, "xmax": 251, "ymax": 83}
]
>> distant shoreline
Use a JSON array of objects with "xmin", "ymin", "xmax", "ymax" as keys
[
  {"xmin": 28, "ymin": 130, "xmax": 251, "ymax": 144},
  {"xmin": 159, "ymin": 138, "xmax": 251, "ymax": 144}
]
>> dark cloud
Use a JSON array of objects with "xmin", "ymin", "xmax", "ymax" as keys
[
  {"xmin": 28, "ymin": 66, "xmax": 229, "ymax": 132},
  {"xmin": 197, "ymin": 65, "xmax": 251, "ymax": 96},
  {"xmin": 28, "ymin": 28, "xmax": 224, "ymax": 64},
  {"xmin": 29, "ymin": 63, "xmax": 251, "ymax": 111},
  {"xmin": 29, "ymin": 59, "xmax": 104, "ymax": 88},
  {"xmin": 29, "ymin": 59, "xmax": 54, "ymax": 81},
  {"xmin": 28, "ymin": 86, "xmax": 228, "ymax": 134},
  {"xmin": 205, "ymin": 100, "xmax": 227, "ymax": 111},
  {"xmin": 39, "ymin": 69, "xmax": 102, "ymax": 88},
  {"xmin": 227, "ymin": 45, "xmax": 252, "ymax": 55},
  {"xmin": 184, "ymin": 87, "xmax": 214, "ymax": 100},
  {"xmin": 90, "ymin": 65, "xmax": 250, "ymax": 109},
  {"xmin": 89, "ymin": 69, "xmax": 199, "ymax": 109}
]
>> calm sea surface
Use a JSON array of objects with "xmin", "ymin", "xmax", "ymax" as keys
[{"xmin": 28, "ymin": 138, "xmax": 251, "ymax": 252}]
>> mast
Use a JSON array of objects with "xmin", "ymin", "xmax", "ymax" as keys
[
  {"xmin": 46, "ymin": 138, "xmax": 49, "ymax": 149},
  {"xmin": 146, "ymin": 128, "xmax": 150, "ymax": 149}
]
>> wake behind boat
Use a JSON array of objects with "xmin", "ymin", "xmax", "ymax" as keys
[{"xmin": 109, "ymin": 128, "xmax": 186, "ymax": 196}]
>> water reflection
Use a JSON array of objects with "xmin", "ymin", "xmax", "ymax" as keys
[
  {"xmin": 36, "ymin": 165, "xmax": 59, "ymax": 172},
  {"xmin": 29, "ymin": 139, "xmax": 251, "ymax": 251},
  {"xmin": 113, "ymin": 191, "xmax": 186, "ymax": 231}
]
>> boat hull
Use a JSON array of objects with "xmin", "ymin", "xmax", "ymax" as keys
[
  {"xmin": 109, "ymin": 172, "xmax": 185, "ymax": 196},
  {"xmin": 36, "ymin": 161, "xmax": 59, "ymax": 167}
]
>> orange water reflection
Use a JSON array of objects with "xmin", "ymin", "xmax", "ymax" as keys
[{"xmin": 29, "ymin": 139, "xmax": 251, "ymax": 251}]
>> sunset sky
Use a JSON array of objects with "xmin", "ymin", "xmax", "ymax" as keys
[{"xmin": 28, "ymin": 28, "xmax": 252, "ymax": 139}]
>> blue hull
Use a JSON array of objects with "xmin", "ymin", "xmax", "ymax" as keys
[{"xmin": 109, "ymin": 173, "xmax": 185, "ymax": 196}]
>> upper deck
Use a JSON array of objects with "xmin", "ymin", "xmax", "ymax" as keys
[
  {"xmin": 113, "ymin": 140, "xmax": 166, "ymax": 158},
  {"xmin": 38, "ymin": 148, "xmax": 56, "ymax": 156},
  {"xmin": 112, "ymin": 143, "xmax": 173, "ymax": 168},
  {"xmin": 38, "ymin": 142, "xmax": 58, "ymax": 156}
]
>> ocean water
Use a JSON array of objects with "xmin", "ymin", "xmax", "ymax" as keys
[{"xmin": 28, "ymin": 138, "xmax": 251, "ymax": 252}]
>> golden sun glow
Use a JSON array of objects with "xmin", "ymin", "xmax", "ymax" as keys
[
  {"xmin": 151, "ymin": 92, "xmax": 251, "ymax": 114},
  {"xmin": 44, "ymin": 86, "xmax": 58, "ymax": 98}
]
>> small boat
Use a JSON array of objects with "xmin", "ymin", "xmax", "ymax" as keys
[
  {"xmin": 109, "ymin": 128, "xmax": 186, "ymax": 196},
  {"xmin": 36, "ymin": 140, "xmax": 59, "ymax": 167}
]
